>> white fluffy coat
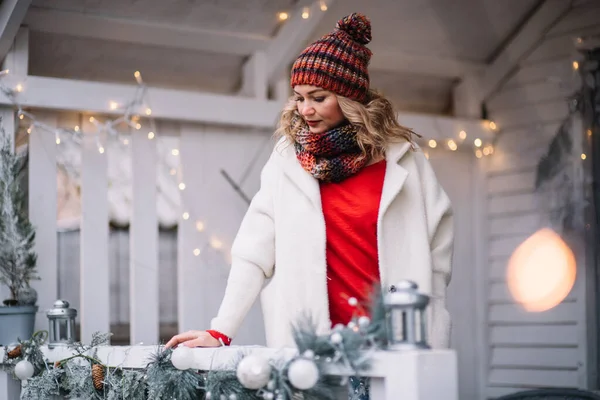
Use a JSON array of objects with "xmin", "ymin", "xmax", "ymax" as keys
[{"xmin": 211, "ymin": 139, "xmax": 454, "ymax": 349}]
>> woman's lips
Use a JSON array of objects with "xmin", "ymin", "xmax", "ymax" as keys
[{"xmin": 306, "ymin": 120, "xmax": 320, "ymax": 127}]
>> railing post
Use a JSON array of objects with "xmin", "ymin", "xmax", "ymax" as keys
[
  {"xmin": 0, "ymin": 370, "xmax": 21, "ymax": 400},
  {"xmin": 79, "ymin": 116, "xmax": 110, "ymax": 344}
]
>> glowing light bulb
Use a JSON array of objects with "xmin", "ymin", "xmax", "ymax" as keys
[
  {"xmin": 428, "ymin": 139, "xmax": 437, "ymax": 148},
  {"xmin": 147, "ymin": 131, "xmax": 155, "ymax": 139},
  {"xmin": 278, "ymin": 12, "xmax": 289, "ymax": 20},
  {"xmin": 474, "ymin": 138, "xmax": 482, "ymax": 147},
  {"xmin": 98, "ymin": 146, "xmax": 105, "ymax": 154},
  {"xmin": 507, "ymin": 228, "xmax": 576, "ymax": 312},
  {"xmin": 475, "ymin": 149, "xmax": 483, "ymax": 158},
  {"xmin": 123, "ymin": 139, "xmax": 129, "ymax": 145},
  {"xmin": 145, "ymin": 108, "xmax": 152, "ymax": 116},
  {"xmin": 179, "ymin": 183, "xmax": 186, "ymax": 190},
  {"xmin": 15, "ymin": 84, "xmax": 23, "ymax": 92},
  {"xmin": 193, "ymin": 248, "xmax": 201, "ymax": 256},
  {"xmin": 210, "ymin": 238, "xmax": 223, "ymax": 249},
  {"xmin": 182, "ymin": 212, "xmax": 190, "ymax": 220},
  {"xmin": 489, "ymin": 121, "xmax": 497, "ymax": 130},
  {"xmin": 302, "ymin": 8, "xmax": 309, "ymax": 18},
  {"xmin": 196, "ymin": 221, "xmax": 205, "ymax": 232},
  {"xmin": 109, "ymin": 101, "xmax": 119, "ymax": 110},
  {"xmin": 581, "ymin": 153, "xmax": 587, "ymax": 160},
  {"xmin": 320, "ymin": 1, "xmax": 328, "ymax": 11},
  {"xmin": 447, "ymin": 139, "xmax": 457, "ymax": 151},
  {"xmin": 459, "ymin": 130, "xmax": 467, "ymax": 140},
  {"xmin": 172, "ymin": 149, "xmax": 180, "ymax": 156},
  {"xmin": 572, "ymin": 61, "xmax": 579, "ymax": 70},
  {"xmin": 74, "ymin": 125, "xmax": 80, "ymax": 132}
]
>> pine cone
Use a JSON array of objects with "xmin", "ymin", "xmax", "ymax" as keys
[
  {"xmin": 7, "ymin": 345, "xmax": 21, "ymax": 359},
  {"xmin": 92, "ymin": 364, "xmax": 105, "ymax": 390}
]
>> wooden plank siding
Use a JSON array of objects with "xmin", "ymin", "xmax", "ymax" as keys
[{"xmin": 483, "ymin": 3, "xmax": 594, "ymax": 397}]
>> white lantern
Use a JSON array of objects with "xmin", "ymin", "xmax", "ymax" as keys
[
  {"xmin": 385, "ymin": 280, "xmax": 430, "ymax": 350},
  {"xmin": 46, "ymin": 300, "xmax": 77, "ymax": 349}
]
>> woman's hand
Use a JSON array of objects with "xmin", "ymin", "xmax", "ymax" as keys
[{"xmin": 164, "ymin": 330, "xmax": 222, "ymax": 349}]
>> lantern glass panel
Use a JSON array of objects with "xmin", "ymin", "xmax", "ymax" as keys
[{"xmin": 58, "ymin": 319, "xmax": 69, "ymax": 341}]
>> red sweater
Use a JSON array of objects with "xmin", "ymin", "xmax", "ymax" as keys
[{"xmin": 320, "ymin": 160, "xmax": 386, "ymax": 327}]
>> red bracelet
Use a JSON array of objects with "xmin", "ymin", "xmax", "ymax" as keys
[{"xmin": 206, "ymin": 330, "xmax": 232, "ymax": 346}]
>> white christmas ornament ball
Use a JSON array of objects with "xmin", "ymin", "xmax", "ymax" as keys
[
  {"xmin": 358, "ymin": 316, "xmax": 371, "ymax": 328},
  {"xmin": 330, "ymin": 332, "xmax": 343, "ymax": 344},
  {"xmin": 236, "ymin": 354, "xmax": 272, "ymax": 390},
  {"xmin": 14, "ymin": 360, "xmax": 34, "ymax": 380},
  {"xmin": 287, "ymin": 358, "xmax": 319, "ymax": 390},
  {"xmin": 171, "ymin": 346, "xmax": 194, "ymax": 370}
]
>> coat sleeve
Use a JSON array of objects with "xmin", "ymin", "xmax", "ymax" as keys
[
  {"xmin": 418, "ymin": 152, "xmax": 454, "ymax": 349},
  {"xmin": 210, "ymin": 151, "xmax": 278, "ymax": 339}
]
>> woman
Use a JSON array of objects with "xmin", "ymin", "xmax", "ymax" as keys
[{"xmin": 166, "ymin": 13, "xmax": 453, "ymax": 353}]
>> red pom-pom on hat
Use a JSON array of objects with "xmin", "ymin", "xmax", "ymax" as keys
[{"xmin": 336, "ymin": 13, "xmax": 372, "ymax": 45}]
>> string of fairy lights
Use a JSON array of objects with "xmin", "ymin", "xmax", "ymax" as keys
[
  {"xmin": 0, "ymin": 32, "xmax": 590, "ymax": 257},
  {"xmin": 419, "ymin": 125, "xmax": 497, "ymax": 160},
  {"xmin": 0, "ymin": 69, "xmax": 227, "ymax": 260}
]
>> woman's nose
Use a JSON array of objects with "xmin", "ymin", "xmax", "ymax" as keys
[{"xmin": 300, "ymin": 102, "xmax": 315, "ymax": 117}]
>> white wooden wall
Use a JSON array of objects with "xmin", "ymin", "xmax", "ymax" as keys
[{"xmin": 483, "ymin": 2, "xmax": 599, "ymax": 397}]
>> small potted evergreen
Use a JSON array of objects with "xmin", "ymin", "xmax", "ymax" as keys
[{"xmin": 0, "ymin": 125, "xmax": 39, "ymax": 346}]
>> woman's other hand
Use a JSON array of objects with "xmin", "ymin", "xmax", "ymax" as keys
[{"xmin": 164, "ymin": 330, "xmax": 222, "ymax": 349}]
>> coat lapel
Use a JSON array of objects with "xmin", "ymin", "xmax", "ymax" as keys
[
  {"xmin": 278, "ymin": 142, "xmax": 322, "ymax": 210},
  {"xmin": 378, "ymin": 141, "xmax": 412, "ymax": 221}
]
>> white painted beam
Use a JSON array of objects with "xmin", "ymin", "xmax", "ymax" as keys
[
  {"xmin": 23, "ymin": 6, "xmax": 269, "ymax": 56},
  {"xmin": 0, "ymin": 0, "xmax": 31, "ymax": 61},
  {"xmin": 0, "ymin": 75, "xmax": 493, "ymax": 141},
  {"xmin": 261, "ymin": 0, "xmax": 333, "ymax": 87},
  {"xmin": 453, "ymin": 74, "xmax": 483, "ymax": 119},
  {"xmin": 239, "ymin": 51, "xmax": 268, "ymax": 99},
  {"xmin": 0, "ymin": 76, "xmax": 282, "ymax": 128},
  {"xmin": 480, "ymin": 0, "xmax": 571, "ymax": 101},
  {"xmin": 399, "ymin": 113, "xmax": 495, "ymax": 145},
  {"xmin": 1, "ymin": 26, "xmax": 28, "ymax": 76},
  {"xmin": 371, "ymin": 50, "xmax": 485, "ymax": 79}
]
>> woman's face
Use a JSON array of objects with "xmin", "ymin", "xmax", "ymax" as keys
[{"xmin": 293, "ymin": 85, "xmax": 345, "ymax": 134}]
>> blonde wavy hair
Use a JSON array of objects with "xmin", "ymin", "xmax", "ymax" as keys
[{"xmin": 275, "ymin": 89, "xmax": 419, "ymax": 161}]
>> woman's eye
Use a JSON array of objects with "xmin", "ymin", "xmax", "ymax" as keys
[
  {"xmin": 314, "ymin": 97, "xmax": 325, "ymax": 102},
  {"xmin": 294, "ymin": 97, "xmax": 303, "ymax": 102}
]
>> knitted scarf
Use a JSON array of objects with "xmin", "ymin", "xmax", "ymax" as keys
[{"xmin": 294, "ymin": 122, "xmax": 367, "ymax": 183}]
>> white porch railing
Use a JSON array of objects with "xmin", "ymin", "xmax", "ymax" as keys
[{"xmin": 0, "ymin": 345, "xmax": 458, "ymax": 400}]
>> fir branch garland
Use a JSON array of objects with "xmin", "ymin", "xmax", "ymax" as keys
[
  {"xmin": 146, "ymin": 348, "xmax": 202, "ymax": 400},
  {"xmin": 1, "ymin": 288, "xmax": 396, "ymax": 400}
]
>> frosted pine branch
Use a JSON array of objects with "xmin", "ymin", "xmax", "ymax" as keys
[{"xmin": 0, "ymin": 121, "xmax": 38, "ymax": 303}]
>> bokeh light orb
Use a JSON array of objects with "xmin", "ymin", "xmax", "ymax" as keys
[{"xmin": 506, "ymin": 228, "xmax": 576, "ymax": 312}]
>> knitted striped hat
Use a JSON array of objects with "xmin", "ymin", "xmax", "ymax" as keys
[{"xmin": 290, "ymin": 13, "xmax": 373, "ymax": 103}]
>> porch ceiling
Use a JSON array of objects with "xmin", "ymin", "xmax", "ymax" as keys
[{"xmin": 22, "ymin": 0, "xmax": 540, "ymax": 115}]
